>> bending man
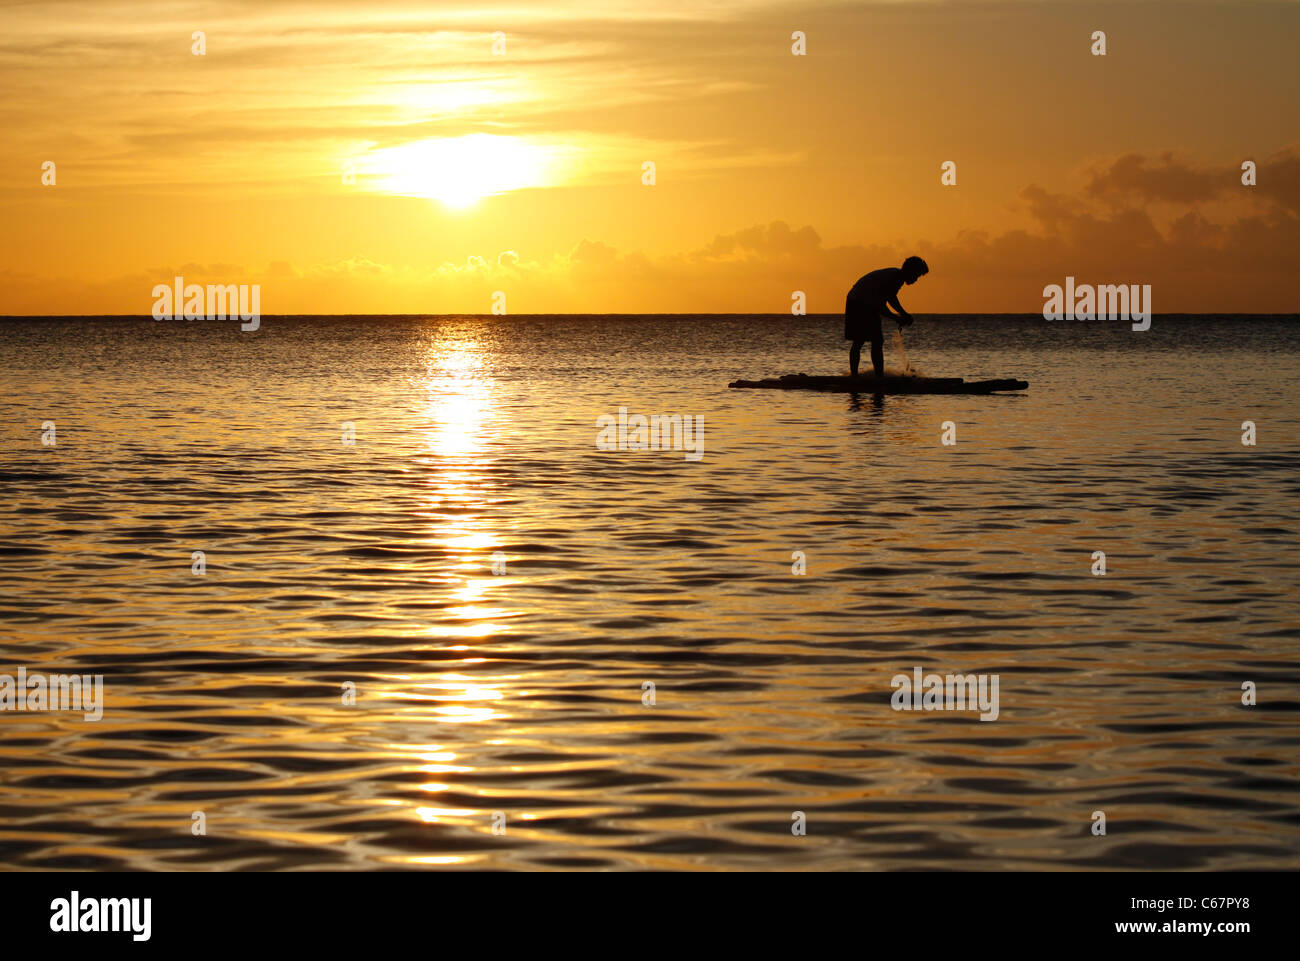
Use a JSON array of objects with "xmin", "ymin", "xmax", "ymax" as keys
[{"xmin": 844, "ymin": 256, "xmax": 929, "ymax": 378}]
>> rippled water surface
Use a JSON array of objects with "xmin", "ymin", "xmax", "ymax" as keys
[{"xmin": 1, "ymin": 314, "xmax": 1298, "ymax": 870}]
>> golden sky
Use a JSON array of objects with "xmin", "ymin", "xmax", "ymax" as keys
[{"xmin": 2, "ymin": 0, "xmax": 1298, "ymax": 314}]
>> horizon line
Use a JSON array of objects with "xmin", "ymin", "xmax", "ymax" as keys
[{"xmin": 3, "ymin": 312, "xmax": 1298, "ymax": 320}]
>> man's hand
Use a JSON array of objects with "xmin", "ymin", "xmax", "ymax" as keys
[{"xmin": 897, "ymin": 316, "xmax": 914, "ymax": 329}]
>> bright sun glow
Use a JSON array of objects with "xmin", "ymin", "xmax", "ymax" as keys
[{"xmin": 364, "ymin": 134, "xmax": 564, "ymax": 208}]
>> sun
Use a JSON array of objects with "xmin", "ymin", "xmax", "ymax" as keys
[{"xmin": 363, "ymin": 134, "xmax": 561, "ymax": 208}]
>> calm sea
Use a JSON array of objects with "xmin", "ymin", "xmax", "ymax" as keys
[{"xmin": 1, "ymin": 314, "xmax": 1297, "ymax": 870}]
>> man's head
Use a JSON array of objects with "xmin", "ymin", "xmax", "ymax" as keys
[{"xmin": 902, "ymin": 255, "xmax": 929, "ymax": 285}]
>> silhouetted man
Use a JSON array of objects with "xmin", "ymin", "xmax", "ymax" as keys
[{"xmin": 845, "ymin": 256, "xmax": 929, "ymax": 378}]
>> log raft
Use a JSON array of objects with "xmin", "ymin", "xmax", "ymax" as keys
[{"xmin": 727, "ymin": 373, "xmax": 1029, "ymax": 394}]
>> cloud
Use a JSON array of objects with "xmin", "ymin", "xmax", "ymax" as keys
[
  {"xmin": 0, "ymin": 0, "xmax": 811, "ymax": 196},
  {"xmin": 5, "ymin": 146, "xmax": 1299, "ymax": 315},
  {"xmin": 1085, "ymin": 152, "xmax": 1231, "ymax": 205},
  {"xmin": 1083, "ymin": 147, "xmax": 1300, "ymax": 219},
  {"xmin": 698, "ymin": 221, "xmax": 822, "ymax": 260},
  {"xmin": 570, "ymin": 239, "xmax": 617, "ymax": 264}
]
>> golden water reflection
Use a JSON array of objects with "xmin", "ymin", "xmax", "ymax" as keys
[
  {"xmin": 419, "ymin": 326, "xmax": 506, "ymax": 640},
  {"xmin": 398, "ymin": 328, "xmax": 516, "ymax": 843}
]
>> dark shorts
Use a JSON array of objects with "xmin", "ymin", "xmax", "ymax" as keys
[{"xmin": 844, "ymin": 296, "xmax": 884, "ymax": 342}]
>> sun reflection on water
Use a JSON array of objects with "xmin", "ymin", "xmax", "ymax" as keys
[
  {"xmin": 418, "ymin": 327, "xmax": 505, "ymax": 635},
  {"xmin": 392, "ymin": 328, "xmax": 519, "ymax": 843}
]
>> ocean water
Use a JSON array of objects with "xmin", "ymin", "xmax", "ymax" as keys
[{"xmin": 0, "ymin": 313, "xmax": 1297, "ymax": 871}]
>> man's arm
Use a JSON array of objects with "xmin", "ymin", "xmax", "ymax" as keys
[{"xmin": 886, "ymin": 295, "xmax": 914, "ymax": 327}]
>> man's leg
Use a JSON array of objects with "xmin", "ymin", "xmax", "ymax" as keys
[
  {"xmin": 871, "ymin": 336, "xmax": 885, "ymax": 378},
  {"xmin": 850, "ymin": 339, "xmax": 864, "ymax": 377}
]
